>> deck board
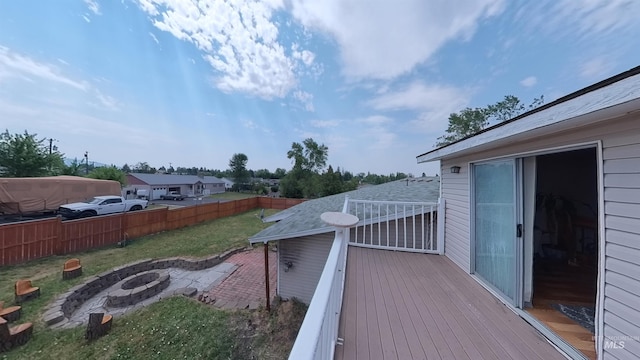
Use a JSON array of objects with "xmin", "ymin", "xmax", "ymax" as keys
[{"xmin": 336, "ymin": 247, "xmax": 567, "ymax": 360}]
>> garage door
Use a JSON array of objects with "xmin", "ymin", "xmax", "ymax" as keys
[{"xmin": 152, "ymin": 187, "xmax": 167, "ymax": 200}]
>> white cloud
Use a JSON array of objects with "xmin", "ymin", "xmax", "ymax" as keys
[
  {"xmin": 243, "ymin": 120, "xmax": 258, "ymax": 130},
  {"xmin": 358, "ymin": 115, "xmax": 392, "ymax": 125},
  {"xmin": 292, "ymin": 90, "xmax": 314, "ymax": 111},
  {"xmin": 95, "ymin": 91, "xmax": 120, "ymax": 111},
  {"xmin": 242, "ymin": 119, "xmax": 273, "ymax": 135},
  {"xmin": 519, "ymin": 0, "xmax": 640, "ymax": 40},
  {"xmin": 580, "ymin": 58, "xmax": 616, "ymax": 79},
  {"xmin": 0, "ymin": 46, "xmax": 88, "ymax": 91},
  {"xmin": 367, "ymin": 82, "xmax": 466, "ymax": 112},
  {"xmin": 290, "ymin": 0, "xmax": 505, "ymax": 80},
  {"xmin": 0, "ymin": 46, "xmax": 121, "ymax": 112},
  {"xmin": 149, "ymin": 32, "xmax": 160, "ymax": 45},
  {"xmin": 84, "ymin": 0, "xmax": 101, "ymax": 15},
  {"xmin": 82, "ymin": 15, "xmax": 91, "ymax": 23},
  {"xmin": 355, "ymin": 115, "xmax": 397, "ymax": 150},
  {"xmin": 310, "ymin": 119, "xmax": 340, "ymax": 128},
  {"xmin": 136, "ymin": 0, "xmax": 313, "ymax": 100},
  {"xmin": 292, "ymin": 44, "xmax": 315, "ymax": 66},
  {"xmin": 520, "ymin": 76, "xmax": 537, "ymax": 87},
  {"xmin": 136, "ymin": 0, "xmax": 160, "ymax": 16},
  {"xmin": 554, "ymin": 0, "xmax": 640, "ymax": 36},
  {"xmin": 367, "ymin": 81, "xmax": 470, "ymax": 133}
]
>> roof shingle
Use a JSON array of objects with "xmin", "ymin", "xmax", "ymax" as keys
[{"xmin": 250, "ymin": 177, "xmax": 440, "ymax": 243}]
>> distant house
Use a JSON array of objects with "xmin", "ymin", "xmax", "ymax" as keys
[
  {"xmin": 220, "ymin": 178, "xmax": 234, "ymax": 190},
  {"xmin": 249, "ymin": 177, "xmax": 440, "ymax": 304},
  {"xmin": 251, "ymin": 178, "xmax": 279, "ymax": 186},
  {"xmin": 123, "ymin": 173, "xmax": 225, "ymax": 200}
]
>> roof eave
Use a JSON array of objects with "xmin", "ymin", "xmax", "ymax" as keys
[{"xmin": 248, "ymin": 226, "xmax": 334, "ymax": 244}]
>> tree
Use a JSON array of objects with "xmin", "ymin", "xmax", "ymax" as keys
[
  {"xmin": 320, "ymin": 165, "xmax": 343, "ymax": 196},
  {"xmin": 436, "ymin": 95, "xmax": 544, "ymax": 147},
  {"xmin": 341, "ymin": 170, "xmax": 354, "ymax": 182},
  {"xmin": 0, "ymin": 130, "xmax": 64, "ymax": 177},
  {"xmin": 87, "ymin": 166, "xmax": 127, "ymax": 186},
  {"xmin": 281, "ymin": 138, "xmax": 329, "ymax": 198},
  {"xmin": 287, "ymin": 138, "xmax": 328, "ymax": 173},
  {"xmin": 273, "ymin": 168, "xmax": 287, "ymax": 179},
  {"xmin": 133, "ymin": 162, "xmax": 155, "ymax": 174},
  {"xmin": 254, "ymin": 168, "xmax": 272, "ymax": 180},
  {"xmin": 435, "ymin": 107, "xmax": 488, "ymax": 146},
  {"xmin": 228, "ymin": 153, "xmax": 249, "ymax": 190},
  {"xmin": 121, "ymin": 163, "xmax": 131, "ymax": 173},
  {"xmin": 63, "ymin": 158, "xmax": 83, "ymax": 176}
]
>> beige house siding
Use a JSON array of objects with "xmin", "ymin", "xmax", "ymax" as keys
[
  {"xmin": 439, "ymin": 166, "xmax": 471, "ymax": 271},
  {"xmin": 601, "ymin": 122, "xmax": 640, "ymax": 359},
  {"xmin": 437, "ymin": 113, "xmax": 640, "ymax": 358},
  {"xmin": 277, "ymin": 232, "xmax": 334, "ymax": 304}
]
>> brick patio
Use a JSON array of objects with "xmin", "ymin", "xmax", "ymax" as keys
[{"xmin": 205, "ymin": 247, "xmax": 277, "ymax": 309}]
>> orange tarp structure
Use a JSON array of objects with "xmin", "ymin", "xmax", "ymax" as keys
[{"xmin": 0, "ymin": 176, "xmax": 120, "ymax": 215}]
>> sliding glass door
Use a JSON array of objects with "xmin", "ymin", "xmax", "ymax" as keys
[{"xmin": 473, "ymin": 159, "xmax": 520, "ymax": 304}]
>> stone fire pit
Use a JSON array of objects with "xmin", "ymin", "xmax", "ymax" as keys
[{"xmin": 106, "ymin": 270, "xmax": 170, "ymax": 307}]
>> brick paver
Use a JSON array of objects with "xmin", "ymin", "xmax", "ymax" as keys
[{"xmin": 204, "ymin": 247, "xmax": 276, "ymax": 309}]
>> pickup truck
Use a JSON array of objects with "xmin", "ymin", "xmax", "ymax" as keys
[
  {"xmin": 160, "ymin": 191, "xmax": 186, "ymax": 201},
  {"xmin": 58, "ymin": 196, "xmax": 148, "ymax": 219}
]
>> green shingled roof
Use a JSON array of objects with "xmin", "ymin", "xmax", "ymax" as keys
[{"xmin": 249, "ymin": 176, "xmax": 440, "ymax": 243}]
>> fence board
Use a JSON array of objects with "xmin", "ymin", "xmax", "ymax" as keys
[
  {"xmin": 0, "ymin": 218, "xmax": 58, "ymax": 266},
  {"xmin": 1, "ymin": 197, "xmax": 303, "ymax": 266},
  {"xmin": 166, "ymin": 206, "xmax": 196, "ymax": 230},
  {"xmin": 61, "ymin": 215, "xmax": 123, "ymax": 254},
  {"xmin": 125, "ymin": 208, "xmax": 168, "ymax": 239}
]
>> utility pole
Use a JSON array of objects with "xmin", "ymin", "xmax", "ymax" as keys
[
  {"xmin": 48, "ymin": 138, "xmax": 58, "ymax": 173},
  {"xmin": 84, "ymin": 151, "xmax": 89, "ymax": 175},
  {"xmin": 48, "ymin": 138, "xmax": 59, "ymax": 154}
]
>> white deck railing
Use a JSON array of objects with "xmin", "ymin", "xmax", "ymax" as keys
[
  {"xmin": 288, "ymin": 199, "xmax": 351, "ymax": 360},
  {"xmin": 347, "ymin": 199, "xmax": 442, "ymax": 254},
  {"xmin": 288, "ymin": 197, "xmax": 444, "ymax": 360}
]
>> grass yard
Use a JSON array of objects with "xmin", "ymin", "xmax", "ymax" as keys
[
  {"xmin": 208, "ymin": 192, "xmax": 258, "ymax": 200},
  {"xmin": 0, "ymin": 208, "xmax": 304, "ymax": 360}
]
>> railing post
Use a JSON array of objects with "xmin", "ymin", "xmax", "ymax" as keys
[
  {"xmin": 264, "ymin": 241, "xmax": 271, "ymax": 312},
  {"xmin": 437, "ymin": 198, "xmax": 445, "ymax": 255}
]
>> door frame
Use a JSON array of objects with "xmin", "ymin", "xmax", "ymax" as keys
[
  {"xmin": 470, "ymin": 158, "xmax": 524, "ymax": 307},
  {"xmin": 466, "ymin": 140, "xmax": 603, "ymax": 360}
]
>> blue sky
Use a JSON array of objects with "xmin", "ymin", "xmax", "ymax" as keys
[{"xmin": 1, "ymin": 0, "xmax": 639, "ymax": 176}]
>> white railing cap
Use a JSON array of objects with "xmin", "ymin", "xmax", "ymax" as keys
[{"xmin": 320, "ymin": 212, "xmax": 359, "ymax": 228}]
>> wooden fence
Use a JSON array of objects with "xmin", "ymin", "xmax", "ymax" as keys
[{"xmin": 0, "ymin": 197, "xmax": 304, "ymax": 266}]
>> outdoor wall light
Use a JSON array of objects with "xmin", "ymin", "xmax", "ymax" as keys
[
  {"xmin": 450, "ymin": 166, "xmax": 461, "ymax": 174},
  {"xmin": 284, "ymin": 261, "xmax": 294, "ymax": 272}
]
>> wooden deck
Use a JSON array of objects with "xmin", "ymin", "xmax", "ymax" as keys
[{"xmin": 335, "ymin": 247, "xmax": 567, "ymax": 360}]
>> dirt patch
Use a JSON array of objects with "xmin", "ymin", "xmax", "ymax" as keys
[{"xmin": 227, "ymin": 297, "xmax": 307, "ymax": 360}]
